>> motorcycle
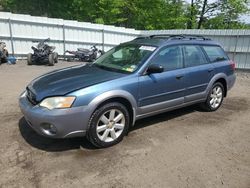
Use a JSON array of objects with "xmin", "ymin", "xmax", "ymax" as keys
[
  {"xmin": 27, "ymin": 38, "xmax": 58, "ymax": 66},
  {"xmin": 66, "ymin": 45, "xmax": 104, "ymax": 62},
  {"xmin": 0, "ymin": 41, "xmax": 9, "ymax": 64}
]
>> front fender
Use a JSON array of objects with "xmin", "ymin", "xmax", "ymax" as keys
[{"xmin": 88, "ymin": 90, "xmax": 138, "ymax": 125}]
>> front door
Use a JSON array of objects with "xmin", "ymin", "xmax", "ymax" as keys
[{"xmin": 138, "ymin": 45, "xmax": 186, "ymax": 115}]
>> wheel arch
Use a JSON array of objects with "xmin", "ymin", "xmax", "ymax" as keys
[
  {"xmin": 207, "ymin": 73, "xmax": 228, "ymax": 98},
  {"xmin": 88, "ymin": 90, "xmax": 137, "ymax": 127},
  {"xmin": 214, "ymin": 78, "xmax": 227, "ymax": 97}
]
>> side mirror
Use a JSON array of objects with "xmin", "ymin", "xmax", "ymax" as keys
[{"xmin": 146, "ymin": 64, "xmax": 164, "ymax": 74}]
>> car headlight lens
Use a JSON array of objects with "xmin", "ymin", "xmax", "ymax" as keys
[{"xmin": 40, "ymin": 96, "xmax": 76, "ymax": 110}]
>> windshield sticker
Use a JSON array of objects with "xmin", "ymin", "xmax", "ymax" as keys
[
  {"xmin": 123, "ymin": 67, "xmax": 133, "ymax": 72},
  {"xmin": 130, "ymin": 65, "xmax": 137, "ymax": 70},
  {"xmin": 122, "ymin": 66, "xmax": 135, "ymax": 72},
  {"xmin": 139, "ymin": 46, "xmax": 156, "ymax": 51}
]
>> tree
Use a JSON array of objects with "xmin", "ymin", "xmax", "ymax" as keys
[
  {"xmin": 219, "ymin": 0, "xmax": 249, "ymax": 29},
  {"xmin": 0, "ymin": 0, "xmax": 249, "ymax": 29},
  {"xmin": 121, "ymin": 0, "xmax": 187, "ymax": 30},
  {"xmin": 186, "ymin": 0, "xmax": 249, "ymax": 29}
]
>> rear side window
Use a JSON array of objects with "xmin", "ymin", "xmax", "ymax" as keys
[
  {"xmin": 202, "ymin": 46, "xmax": 228, "ymax": 62},
  {"xmin": 183, "ymin": 45, "xmax": 208, "ymax": 67}
]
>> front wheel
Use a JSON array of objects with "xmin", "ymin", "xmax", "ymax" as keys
[
  {"xmin": 200, "ymin": 82, "xmax": 224, "ymax": 111},
  {"xmin": 87, "ymin": 102, "xmax": 130, "ymax": 148}
]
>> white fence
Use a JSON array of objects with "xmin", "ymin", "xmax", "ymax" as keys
[
  {"xmin": 0, "ymin": 12, "xmax": 140, "ymax": 56},
  {"xmin": 0, "ymin": 12, "xmax": 250, "ymax": 69}
]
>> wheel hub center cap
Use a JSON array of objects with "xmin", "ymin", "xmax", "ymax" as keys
[{"xmin": 108, "ymin": 121, "xmax": 115, "ymax": 129}]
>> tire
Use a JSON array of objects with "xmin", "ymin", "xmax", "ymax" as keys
[
  {"xmin": 48, "ymin": 53, "xmax": 54, "ymax": 66},
  {"xmin": 4, "ymin": 49, "xmax": 8, "ymax": 57},
  {"xmin": 27, "ymin": 53, "xmax": 33, "ymax": 65},
  {"xmin": 200, "ymin": 82, "xmax": 224, "ymax": 111},
  {"xmin": 87, "ymin": 102, "xmax": 130, "ymax": 148},
  {"xmin": 1, "ymin": 49, "xmax": 8, "ymax": 63},
  {"xmin": 53, "ymin": 52, "xmax": 58, "ymax": 63},
  {"xmin": 0, "ymin": 58, "xmax": 6, "ymax": 64}
]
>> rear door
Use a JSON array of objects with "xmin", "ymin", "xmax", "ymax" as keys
[{"xmin": 182, "ymin": 45, "xmax": 215, "ymax": 103}]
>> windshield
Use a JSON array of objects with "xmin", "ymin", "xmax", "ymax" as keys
[{"xmin": 93, "ymin": 44, "xmax": 156, "ymax": 73}]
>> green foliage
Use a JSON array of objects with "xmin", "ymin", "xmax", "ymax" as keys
[{"xmin": 0, "ymin": 0, "xmax": 249, "ymax": 29}]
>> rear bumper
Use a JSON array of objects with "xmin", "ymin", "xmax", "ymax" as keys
[
  {"xmin": 227, "ymin": 74, "xmax": 236, "ymax": 91},
  {"xmin": 19, "ymin": 93, "xmax": 90, "ymax": 138}
]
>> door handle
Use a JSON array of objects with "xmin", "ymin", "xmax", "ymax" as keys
[
  {"xmin": 176, "ymin": 75, "xmax": 184, "ymax": 80},
  {"xmin": 208, "ymin": 69, "xmax": 214, "ymax": 73}
]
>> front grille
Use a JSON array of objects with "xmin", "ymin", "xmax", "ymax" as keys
[{"xmin": 26, "ymin": 88, "xmax": 38, "ymax": 105}]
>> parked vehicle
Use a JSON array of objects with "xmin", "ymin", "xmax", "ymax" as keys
[
  {"xmin": 66, "ymin": 45, "xmax": 104, "ymax": 62},
  {"xmin": 19, "ymin": 35, "xmax": 236, "ymax": 148},
  {"xmin": 0, "ymin": 41, "xmax": 9, "ymax": 64},
  {"xmin": 27, "ymin": 38, "xmax": 58, "ymax": 66}
]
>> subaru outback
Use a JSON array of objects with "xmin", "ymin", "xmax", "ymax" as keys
[{"xmin": 19, "ymin": 35, "xmax": 236, "ymax": 148}]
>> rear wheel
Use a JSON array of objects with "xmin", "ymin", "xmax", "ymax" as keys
[
  {"xmin": 200, "ymin": 82, "xmax": 224, "ymax": 111},
  {"xmin": 53, "ymin": 52, "xmax": 58, "ymax": 63},
  {"xmin": 27, "ymin": 53, "xmax": 33, "ymax": 65},
  {"xmin": 48, "ymin": 53, "xmax": 54, "ymax": 66},
  {"xmin": 87, "ymin": 102, "xmax": 130, "ymax": 148}
]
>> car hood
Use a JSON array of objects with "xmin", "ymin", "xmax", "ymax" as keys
[{"xmin": 27, "ymin": 64, "xmax": 126, "ymax": 102}]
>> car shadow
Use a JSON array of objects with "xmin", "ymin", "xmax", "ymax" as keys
[{"xmin": 19, "ymin": 105, "xmax": 201, "ymax": 152}]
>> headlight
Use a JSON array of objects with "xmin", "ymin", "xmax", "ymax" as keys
[{"xmin": 40, "ymin": 96, "xmax": 76, "ymax": 110}]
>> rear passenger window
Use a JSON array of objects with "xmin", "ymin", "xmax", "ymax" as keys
[
  {"xmin": 202, "ymin": 46, "xmax": 228, "ymax": 62},
  {"xmin": 149, "ymin": 46, "xmax": 183, "ymax": 71},
  {"xmin": 183, "ymin": 45, "xmax": 208, "ymax": 67}
]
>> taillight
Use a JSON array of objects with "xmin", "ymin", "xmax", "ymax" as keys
[{"xmin": 230, "ymin": 60, "xmax": 236, "ymax": 71}]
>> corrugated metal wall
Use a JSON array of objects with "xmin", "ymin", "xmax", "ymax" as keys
[
  {"xmin": 1, "ymin": 12, "xmax": 250, "ymax": 69},
  {"xmin": 142, "ymin": 30, "xmax": 250, "ymax": 69},
  {"xmin": 0, "ymin": 12, "xmax": 140, "ymax": 56}
]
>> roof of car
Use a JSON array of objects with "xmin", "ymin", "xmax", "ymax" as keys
[{"xmin": 125, "ymin": 35, "xmax": 220, "ymax": 47}]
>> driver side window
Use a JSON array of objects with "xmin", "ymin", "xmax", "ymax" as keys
[{"xmin": 149, "ymin": 46, "xmax": 183, "ymax": 71}]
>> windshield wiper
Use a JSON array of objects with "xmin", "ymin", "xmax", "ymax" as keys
[
  {"xmin": 94, "ymin": 64, "xmax": 117, "ymax": 72},
  {"xmin": 94, "ymin": 64, "xmax": 130, "ymax": 74}
]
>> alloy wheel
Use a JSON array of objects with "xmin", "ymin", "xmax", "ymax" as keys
[
  {"xmin": 96, "ymin": 109, "xmax": 125, "ymax": 142},
  {"xmin": 210, "ymin": 86, "xmax": 223, "ymax": 109}
]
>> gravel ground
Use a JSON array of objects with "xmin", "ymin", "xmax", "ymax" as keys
[{"xmin": 0, "ymin": 60, "xmax": 250, "ymax": 188}]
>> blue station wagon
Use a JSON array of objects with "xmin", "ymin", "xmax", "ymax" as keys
[{"xmin": 19, "ymin": 35, "xmax": 236, "ymax": 148}]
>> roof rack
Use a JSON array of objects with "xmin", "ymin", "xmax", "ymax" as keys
[{"xmin": 134, "ymin": 34, "xmax": 211, "ymax": 41}]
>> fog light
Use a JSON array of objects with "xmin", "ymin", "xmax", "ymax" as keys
[{"xmin": 40, "ymin": 123, "xmax": 57, "ymax": 135}]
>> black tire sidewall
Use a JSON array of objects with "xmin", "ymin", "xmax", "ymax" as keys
[
  {"xmin": 27, "ymin": 53, "xmax": 33, "ymax": 65},
  {"xmin": 87, "ymin": 102, "xmax": 130, "ymax": 148},
  {"xmin": 48, "ymin": 53, "xmax": 54, "ymax": 66},
  {"xmin": 53, "ymin": 52, "xmax": 58, "ymax": 63},
  {"xmin": 206, "ymin": 82, "xmax": 224, "ymax": 111}
]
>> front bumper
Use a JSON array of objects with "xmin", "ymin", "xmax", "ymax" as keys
[{"xmin": 19, "ymin": 94, "xmax": 90, "ymax": 138}]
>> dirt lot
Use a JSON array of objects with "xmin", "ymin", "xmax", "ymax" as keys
[{"xmin": 0, "ymin": 60, "xmax": 249, "ymax": 188}]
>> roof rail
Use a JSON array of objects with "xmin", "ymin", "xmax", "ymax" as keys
[{"xmin": 134, "ymin": 34, "xmax": 211, "ymax": 41}]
